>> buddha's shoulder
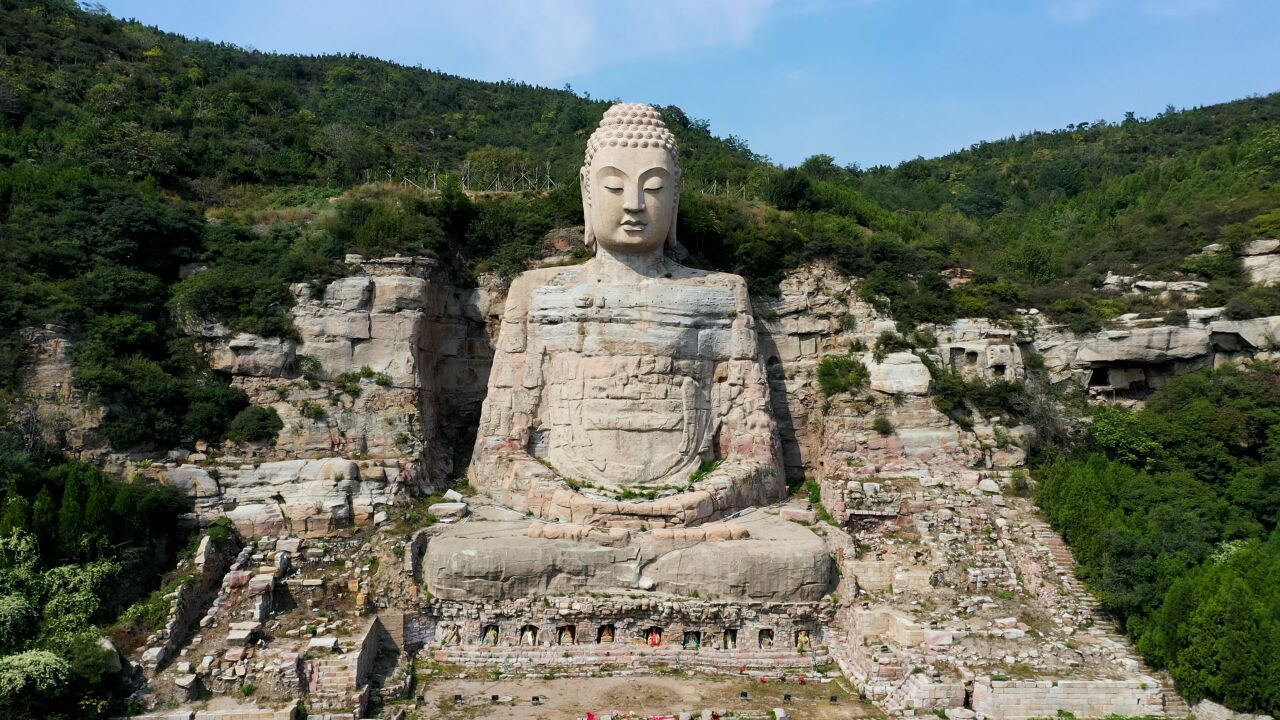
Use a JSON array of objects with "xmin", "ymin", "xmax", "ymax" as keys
[
  {"xmin": 505, "ymin": 261, "xmax": 749, "ymax": 294},
  {"xmin": 507, "ymin": 265, "xmax": 585, "ymax": 294},
  {"xmin": 667, "ymin": 263, "xmax": 748, "ymax": 289}
]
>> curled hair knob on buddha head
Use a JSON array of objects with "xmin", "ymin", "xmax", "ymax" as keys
[{"xmin": 580, "ymin": 102, "xmax": 682, "ymax": 251}]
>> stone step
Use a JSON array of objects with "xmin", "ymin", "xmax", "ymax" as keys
[{"xmin": 1164, "ymin": 692, "xmax": 1192, "ymax": 717}]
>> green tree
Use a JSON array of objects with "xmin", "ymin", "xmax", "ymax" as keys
[
  {"xmin": 56, "ymin": 474, "xmax": 86, "ymax": 561},
  {"xmin": 1167, "ymin": 572, "xmax": 1271, "ymax": 708},
  {"xmin": 29, "ymin": 489, "xmax": 56, "ymax": 558},
  {"xmin": 226, "ymin": 406, "xmax": 284, "ymax": 443},
  {"xmin": 816, "ymin": 355, "xmax": 870, "ymax": 396},
  {"xmin": 0, "ymin": 650, "xmax": 72, "ymax": 719},
  {"xmin": 82, "ymin": 480, "xmax": 115, "ymax": 557},
  {"xmin": 0, "ymin": 493, "xmax": 29, "ymax": 536},
  {"xmin": 0, "ymin": 593, "xmax": 36, "ymax": 653}
]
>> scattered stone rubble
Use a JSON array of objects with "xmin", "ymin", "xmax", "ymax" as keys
[
  {"xmin": 131, "ymin": 529, "xmax": 408, "ymax": 719},
  {"xmin": 139, "ymin": 532, "xmax": 242, "ymax": 673},
  {"xmin": 1101, "ymin": 271, "xmax": 1208, "ymax": 298}
]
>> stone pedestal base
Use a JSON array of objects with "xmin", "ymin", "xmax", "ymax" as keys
[{"xmin": 423, "ymin": 509, "xmax": 834, "ymax": 602}]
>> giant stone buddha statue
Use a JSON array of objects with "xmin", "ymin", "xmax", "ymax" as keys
[
  {"xmin": 470, "ymin": 102, "xmax": 785, "ymax": 527},
  {"xmin": 425, "ymin": 104, "xmax": 831, "ymax": 604}
]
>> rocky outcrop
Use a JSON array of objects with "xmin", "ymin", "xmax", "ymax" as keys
[
  {"xmin": 205, "ymin": 334, "xmax": 296, "ymax": 377},
  {"xmin": 934, "ymin": 318, "xmax": 1028, "ymax": 382},
  {"xmin": 1073, "ymin": 326, "xmax": 1212, "ymax": 365},
  {"xmin": 16, "ymin": 325, "xmax": 105, "ymax": 456},
  {"xmin": 1034, "ymin": 317, "xmax": 1276, "ymax": 398},
  {"xmin": 863, "ymin": 351, "xmax": 932, "ymax": 395},
  {"xmin": 1241, "ymin": 238, "xmax": 1280, "ymax": 285},
  {"xmin": 165, "ymin": 458, "xmax": 399, "ymax": 537},
  {"xmin": 168, "ymin": 256, "xmax": 503, "ymax": 534},
  {"xmin": 1194, "ymin": 698, "xmax": 1276, "ymax": 720},
  {"xmin": 205, "ymin": 256, "xmax": 501, "ymax": 478},
  {"xmin": 1102, "ymin": 271, "xmax": 1209, "ymax": 298},
  {"xmin": 755, "ymin": 265, "xmax": 890, "ymax": 481}
]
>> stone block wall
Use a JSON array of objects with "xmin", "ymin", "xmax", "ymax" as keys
[
  {"xmin": 141, "ymin": 531, "xmax": 241, "ymax": 672},
  {"xmin": 127, "ymin": 705, "xmax": 297, "ymax": 720},
  {"xmin": 353, "ymin": 617, "xmax": 385, "ymax": 688},
  {"xmin": 884, "ymin": 671, "xmax": 967, "ymax": 712},
  {"xmin": 430, "ymin": 643, "xmax": 829, "ymax": 671},
  {"xmin": 972, "ymin": 677, "xmax": 1166, "ymax": 720},
  {"xmin": 828, "ymin": 603, "xmax": 916, "ymax": 696}
]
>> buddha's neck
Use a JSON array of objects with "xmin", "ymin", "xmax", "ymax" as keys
[{"xmin": 593, "ymin": 246, "xmax": 669, "ymax": 277}]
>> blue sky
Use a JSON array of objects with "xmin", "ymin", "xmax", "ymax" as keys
[{"xmin": 101, "ymin": 0, "xmax": 1280, "ymax": 168}]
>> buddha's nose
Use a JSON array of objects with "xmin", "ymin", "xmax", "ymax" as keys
[{"xmin": 623, "ymin": 183, "xmax": 645, "ymax": 213}]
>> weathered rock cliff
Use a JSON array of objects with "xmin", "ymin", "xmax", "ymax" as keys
[{"xmin": 19, "ymin": 254, "xmax": 1280, "ymax": 536}]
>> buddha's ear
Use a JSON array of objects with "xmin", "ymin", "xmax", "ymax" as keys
[
  {"xmin": 580, "ymin": 169, "xmax": 595, "ymax": 250},
  {"xmin": 666, "ymin": 191, "xmax": 679, "ymax": 250}
]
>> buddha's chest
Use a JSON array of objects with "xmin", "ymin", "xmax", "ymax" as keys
[
  {"xmin": 526, "ymin": 281, "xmax": 738, "ymax": 359},
  {"xmin": 541, "ymin": 356, "xmax": 712, "ymax": 487}
]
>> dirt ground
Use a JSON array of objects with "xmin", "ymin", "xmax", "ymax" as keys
[{"xmin": 392, "ymin": 672, "xmax": 883, "ymax": 719}]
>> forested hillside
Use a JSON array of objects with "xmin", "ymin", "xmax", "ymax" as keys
[
  {"xmin": 848, "ymin": 97, "xmax": 1280, "ymax": 327},
  {"xmin": 0, "ymin": 0, "xmax": 945, "ymax": 448},
  {"xmin": 1038, "ymin": 364, "xmax": 1280, "ymax": 712},
  {"xmin": 0, "ymin": 0, "xmax": 760, "ymax": 191},
  {"xmin": 1, "ymin": 0, "xmax": 1280, "ymax": 717},
  {"xmin": 0, "ymin": 0, "xmax": 754, "ymax": 445}
]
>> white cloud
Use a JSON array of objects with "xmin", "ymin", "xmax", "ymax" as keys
[
  {"xmin": 1045, "ymin": 0, "xmax": 1110, "ymax": 23},
  {"xmin": 1138, "ymin": 0, "xmax": 1231, "ymax": 17},
  {"xmin": 431, "ymin": 0, "xmax": 776, "ymax": 84},
  {"xmin": 1044, "ymin": 0, "xmax": 1231, "ymax": 23}
]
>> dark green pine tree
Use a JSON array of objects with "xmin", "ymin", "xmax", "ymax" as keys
[
  {"xmin": 1170, "ymin": 573, "xmax": 1269, "ymax": 708},
  {"xmin": 108, "ymin": 485, "xmax": 138, "ymax": 546},
  {"xmin": 0, "ymin": 492, "xmax": 30, "ymax": 536},
  {"xmin": 57, "ymin": 473, "xmax": 87, "ymax": 559},
  {"xmin": 31, "ymin": 486, "xmax": 58, "ymax": 557},
  {"xmin": 83, "ymin": 478, "xmax": 116, "ymax": 558}
]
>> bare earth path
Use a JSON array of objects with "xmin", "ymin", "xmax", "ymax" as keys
[{"xmin": 403, "ymin": 673, "xmax": 883, "ymax": 719}]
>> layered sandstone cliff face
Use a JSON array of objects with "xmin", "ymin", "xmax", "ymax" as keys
[
  {"xmin": 103, "ymin": 256, "xmax": 504, "ymax": 537},
  {"xmin": 199, "ymin": 256, "xmax": 503, "ymax": 473},
  {"xmin": 754, "ymin": 267, "xmax": 1028, "ymax": 493},
  {"xmin": 19, "ymin": 254, "xmax": 1280, "ymax": 538},
  {"xmin": 16, "ymin": 326, "xmax": 106, "ymax": 455}
]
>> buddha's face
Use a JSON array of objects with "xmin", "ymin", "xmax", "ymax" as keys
[{"xmin": 587, "ymin": 145, "xmax": 677, "ymax": 255}]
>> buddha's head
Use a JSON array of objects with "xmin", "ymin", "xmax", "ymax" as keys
[{"xmin": 581, "ymin": 103, "xmax": 681, "ymax": 256}]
